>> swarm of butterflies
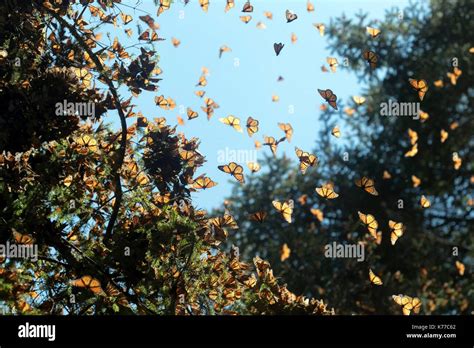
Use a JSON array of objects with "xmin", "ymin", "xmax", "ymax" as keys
[{"xmin": 114, "ymin": 0, "xmax": 471, "ymax": 315}]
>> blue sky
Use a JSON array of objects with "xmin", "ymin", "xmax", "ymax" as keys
[{"xmin": 109, "ymin": 0, "xmax": 410, "ymax": 211}]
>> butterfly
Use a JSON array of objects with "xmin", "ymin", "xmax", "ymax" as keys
[
  {"xmin": 139, "ymin": 15, "xmax": 160, "ymax": 30},
  {"xmin": 419, "ymin": 110, "xmax": 429, "ymax": 122},
  {"xmin": 225, "ymin": 0, "xmax": 235, "ymax": 12},
  {"xmin": 307, "ymin": 1, "xmax": 315, "ymax": 12},
  {"xmin": 409, "ymin": 78, "xmax": 428, "ymax": 101},
  {"xmin": 71, "ymin": 275, "xmax": 103, "ymax": 295},
  {"xmin": 352, "ymin": 96, "xmax": 366, "ymax": 105},
  {"xmin": 278, "ymin": 123, "xmax": 293, "ymax": 142},
  {"xmin": 369, "ymin": 268, "xmax": 383, "ymax": 285},
  {"xmin": 280, "ymin": 243, "xmax": 291, "ymax": 261},
  {"xmin": 433, "ymin": 79, "xmax": 444, "ymax": 87},
  {"xmin": 389, "ymin": 220, "xmax": 405, "ymax": 245},
  {"xmin": 453, "ymin": 153, "xmax": 462, "ymax": 170},
  {"xmin": 240, "ymin": 15, "xmax": 252, "ymax": 24},
  {"xmin": 272, "ymin": 200, "xmax": 294, "ymax": 223},
  {"xmin": 249, "ymin": 211, "xmax": 267, "ymax": 223},
  {"xmin": 295, "ymin": 147, "xmax": 318, "ymax": 174},
  {"xmin": 411, "ymin": 175, "xmax": 421, "ymax": 187},
  {"xmin": 121, "ymin": 13, "xmax": 133, "ymax": 25},
  {"xmin": 75, "ymin": 134, "xmax": 98, "ymax": 153},
  {"xmin": 263, "ymin": 136, "xmax": 285, "ymax": 156},
  {"xmin": 274, "ymin": 43, "xmax": 284, "ymax": 56},
  {"xmin": 310, "ymin": 208, "xmax": 324, "ymax": 222},
  {"xmin": 358, "ymin": 211, "xmax": 378, "ymax": 239},
  {"xmin": 404, "ymin": 143, "xmax": 418, "ymax": 157},
  {"xmin": 218, "ymin": 162, "xmax": 245, "ymax": 184},
  {"xmin": 196, "ymin": 75, "xmax": 207, "ymax": 87},
  {"xmin": 331, "ymin": 126, "xmax": 341, "ymax": 138},
  {"xmin": 187, "ymin": 108, "xmax": 198, "ymax": 120},
  {"xmin": 298, "ymin": 194, "xmax": 308, "ymax": 205},
  {"xmin": 313, "ymin": 23, "xmax": 325, "ymax": 36},
  {"xmin": 219, "ymin": 115, "xmax": 243, "ymax": 133},
  {"xmin": 355, "ymin": 177, "xmax": 378, "ymax": 196},
  {"xmin": 12, "ymin": 228, "xmax": 34, "ymax": 245},
  {"xmin": 440, "ymin": 129, "xmax": 448, "ymax": 143},
  {"xmin": 264, "ymin": 11, "xmax": 273, "ymax": 20},
  {"xmin": 383, "ymin": 170, "xmax": 392, "ymax": 179},
  {"xmin": 392, "ymin": 295, "xmax": 421, "ymax": 315},
  {"xmin": 420, "ymin": 195, "xmax": 431, "ymax": 208},
  {"xmin": 447, "ymin": 67, "xmax": 462, "ymax": 85},
  {"xmin": 272, "ymin": 94, "xmax": 279, "ymax": 102},
  {"xmin": 408, "ymin": 128, "xmax": 418, "ymax": 145},
  {"xmin": 138, "ymin": 30, "xmax": 162, "ymax": 42},
  {"xmin": 242, "ymin": 1, "xmax": 253, "ymax": 12},
  {"xmin": 199, "ymin": 0, "xmax": 209, "ymax": 12},
  {"xmin": 211, "ymin": 214, "xmax": 238, "ymax": 230},
  {"xmin": 195, "ymin": 90, "xmax": 206, "ymax": 98},
  {"xmin": 286, "ymin": 9, "xmax": 298, "ymax": 23},
  {"xmin": 219, "ymin": 45, "xmax": 231, "ymax": 58},
  {"xmin": 256, "ymin": 21, "xmax": 267, "ymax": 29},
  {"xmin": 363, "ymin": 50, "xmax": 378, "ymax": 70},
  {"xmin": 455, "ymin": 260, "xmax": 465, "ymax": 276},
  {"xmin": 246, "ymin": 117, "xmax": 259, "ymax": 137},
  {"xmin": 318, "ymin": 89, "xmax": 338, "ymax": 110},
  {"xmin": 344, "ymin": 107, "xmax": 355, "ymax": 116},
  {"xmin": 316, "ymin": 183, "xmax": 339, "ymax": 199},
  {"xmin": 157, "ymin": 0, "xmax": 171, "ymax": 16},
  {"xmin": 73, "ymin": 67, "xmax": 92, "ymax": 88},
  {"xmin": 247, "ymin": 162, "xmax": 261, "ymax": 173},
  {"xmin": 172, "ymin": 37, "xmax": 181, "ymax": 47},
  {"xmin": 192, "ymin": 175, "xmax": 217, "ymax": 190},
  {"xmin": 326, "ymin": 57, "xmax": 338, "ymax": 72},
  {"xmin": 366, "ymin": 26, "xmax": 381, "ymax": 38},
  {"xmin": 291, "ymin": 33, "xmax": 297, "ymax": 44}
]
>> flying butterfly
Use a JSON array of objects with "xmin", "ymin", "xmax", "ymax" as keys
[
  {"xmin": 455, "ymin": 260, "xmax": 465, "ymax": 276},
  {"xmin": 263, "ymin": 136, "xmax": 285, "ymax": 156},
  {"xmin": 171, "ymin": 37, "xmax": 181, "ymax": 47},
  {"xmin": 352, "ymin": 96, "xmax": 366, "ymax": 105},
  {"xmin": 331, "ymin": 126, "xmax": 341, "ymax": 138},
  {"xmin": 12, "ymin": 228, "xmax": 34, "ymax": 245},
  {"xmin": 389, "ymin": 220, "xmax": 405, "ymax": 245},
  {"xmin": 369, "ymin": 268, "xmax": 383, "ymax": 285},
  {"xmin": 195, "ymin": 90, "xmax": 206, "ymax": 98},
  {"xmin": 366, "ymin": 26, "xmax": 381, "ymax": 38},
  {"xmin": 316, "ymin": 183, "xmax": 339, "ymax": 199},
  {"xmin": 286, "ymin": 9, "xmax": 298, "ymax": 23},
  {"xmin": 218, "ymin": 162, "xmax": 245, "ymax": 184},
  {"xmin": 187, "ymin": 107, "xmax": 198, "ymax": 120},
  {"xmin": 264, "ymin": 11, "xmax": 273, "ymax": 20},
  {"xmin": 192, "ymin": 175, "xmax": 217, "ymax": 190},
  {"xmin": 199, "ymin": 0, "xmax": 209, "ymax": 12},
  {"xmin": 420, "ymin": 195, "xmax": 431, "ymax": 208},
  {"xmin": 219, "ymin": 45, "xmax": 232, "ymax": 58},
  {"xmin": 392, "ymin": 295, "xmax": 421, "ymax": 315},
  {"xmin": 278, "ymin": 123, "xmax": 293, "ymax": 142},
  {"xmin": 225, "ymin": 0, "xmax": 235, "ymax": 12},
  {"xmin": 440, "ymin": 129, "xmax": 448, "ymax": 143},
  {"xmin": 404, "ymin": 143, "xmax": 418, "ymax": 157},
  {"xmin": 272, "ymin": 200, "xmax": 294, "ymax": 223},
  {"xmin": 313, "ymin": 23, "xmax": 325, "ymax": 36},
  {"xmin": 326, "ymin": 57, "xmax": 338, "ymax": 72},
  {"xmin": 363, "ymin": 50, "xmax": 378, "ymax": 70},
  {"xmin": 71, "ymin": 275, "xmax": 103, "ymax": 295},
  {"xmin": 242, "ymin": 1, "xmax": 253, "ymax": 12},
  {"xmin": 447, "ymin": 67, "xmax": 462, "ymax": 85},
  {"xmin": 157, "ymin": 0, "xmax": 171, "ymax": 16},
  {"xmin": 318, "ymin": 89, "xmax": 338, "ymax": 110},
  {"xmin": 307, "ymin": 1, "xmax": 315, "ymax": 12},
  {"xmin": 358, "ymin": 211, "xmax": 378, "ymax": 239},
  {"xmin": 240, "ymin": 15, "xmax": 252, "ymax": 24},
  {"xmin": 295, "ymin": 147, "xmax": 318, "ymax": 174},
  {"xmin": 247, "ymin": 162, "xmax": 261, "ymax": 173},
  {"xmin": 274, "ymin": 42, "xmax": 284, "ymax": 56},
  {"xmin": 249, "ymin": 211, "xmax": 267, "ymax": 223},
  {"xmin": 409, "ymin": 78, "xmax": 428, "ymax": 101},
  {"xmin": 246, "ymin": 117, "xmax": 259, "ymax": 137},
  {"xmin": 355, "ymin": 176, "xmax": 379, "ymax": 196},
  {"xmin": 219, "ymin": 115, "xmax": 243, "ymax": 133},
  {"xmin": 411, "ymin": 175, "xmax": 421, "ymax": 188},
  {"xmin": 280, "ymin": 243, "xmax": 291, "ymax": 261},
  {"xmin": 310, "ymin": 208, "xmax": 324, "ymax": 222},
  {"xmin": 291, "ymin": 33, "xmax": 298, "ymax": 44}
]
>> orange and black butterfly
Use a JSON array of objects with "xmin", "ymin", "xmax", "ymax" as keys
[
  {"xmin": 12, "ymin": 228, "xmax": 34, "ymax": 245},
  {"xmin": 199, "ymin": 0, "xmax": 209, "ymax": 12},
  {"xmin": 278, "ymin": 123, "xmax": 293, "ymax": 142},
  {"xmin": 242, "ymin": 1, "xmax": 253, "ymax": 12},
  {"xmin": 366, "ymin": 26, "xmax": 381, "ymax": 38},
  {"xmin": 355, "ymin": 177, "xmax": 379, "ymax": 196},
  {"xmin": 240, "ymin": 15, "xmax": 252, "ymax": 24},
  {"xmin": 263, "ymin": 136, "xmax": 285, "ymax": 156},
  {"xmin": 187, "ymin": 108, "xmax": 198, "ymax": 120},
  {"xmin": 192, "ymin": 175, "xmax": 217, "ymax": 190},
  {"xmin": 218, "ymin": 162, "xmax": 245, "ymax": 184},
  {"xmin": 326, "ymin": 57, "xmax": 338, "ymax": 72},
  {"xmin": 358, "ymin": 211, "xmax": 378, "ymax": 239},
  {"xmin": 389, "ymin": 220, "xmax": 405, "ymax": 245},
  {"xmin": 225, "ymin": 0, "xmax": 235, "ymax": 12},
  {"xmin": 138, "ymin": 30, "xmax": 163, "ymax": 42},
  {"xmin": 219, "ymin": 115, "xmax": 243, "ymax": 133},
  {"xmin": 316, "ymin": 183, "xmax": 339, "ymax": 199},
  {"xmin": 71, "ymin": 275, "xmax": 103, "ymax": 295},
  {"xmin": 249, "ymin": 211, "xmax": 267, "ymax": 223},
  {"xmin": 285, "ymin": 9, "xmax": 298, "ymax": 23},
  {"xmin": 369, "ymin": 268, "xmax": 383, "ymax": 285},
  {"xmin": 157, "ymin": 0, "xmax": 171, "ymax": 16},
  {"xmin": 246, "ymin": 117, "xmax": 259, "ymax": 137},
  {"xmin": 318, "ymin": 89, "xmax": 338, "ymax": 110},
  {"xmin": 409, "ymin": 78, "xmax": 428, "ymax": 101},
  {"xmin": 295, "ymin": 147, "xmax": 317, "ymax": 174},
  {"xmin": 247, "ymin": 162, "xmax": 261, "ymax": 173},
  {"xmin": 272, "ymin": 200, "xmax": 294, "ymax": 223},
  {"xmin": 392, "ymin": 295, "xmax": 421, "ymax": 315},
  {"xmin": 274, "ymin": 43, "xmax": 284, "ymax": 56},
  {"xmin": 363, "ymin": 50, "xmax": 378, "ymax": 70}
]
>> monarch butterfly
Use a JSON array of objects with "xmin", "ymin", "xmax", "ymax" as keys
[
  {"xmin": 409, "ymin": 78, "xmax": 428, "ymax": 101},
  {"xmin": 219, "ymin": 116, "xmax": 243, "ymax": 133},
  {"xmin": 211, "ymin": 214, "xmax": 238, "ymax": 230},
  {"xmin": 199, "ymin": 0, "xmax": 209, "ymax": 12},
  {"xmin": 326, "ymin": 57, "xmax": 338, "ymax": 72},
  {"xmin": 285, "ymin": 9, "xmax": 298, "ymax": 23},
  {"xmin": 383, "ymin": 170, "xmax": 392, "ymax": 179},
  {"xmin": 249, "ymin": 211, "xmax": 267, "ymax": 223},
  {"xmin": 411, "ymin": 175, "xmax": 421, "ymax": 188},
  {"xmin": 63, "ymin": 175, "xmax": 73, "ymax": 187},
  {"xmin": 404, "ymin": 143, "xmax": 418, "ymax": 157},
  {"xmin": 389, "ymin": 220, "xmax": 405, "ymax": 245},
  {"xmin": 264, "ymin": 11, "xmax": 273, "ymax": 20},
  {"xmin": 433, "ymin": 79, "xmax": 444, "ymax": 87},
  {"xmin": 298, "ymin": 194, "xmax": 308, "ymax": 205},
  {"xmin": 295, "ymin": 147, "xmax": 318, "ymax": 174},
  {"xmin": 75, "ymin": 134, "xmax": 98, "ymax": 153},
  {"xmin": 366, "ymin": 26, "xmax": 381, "ymax": 38},
  {"xmin": 242, "ymin": 1, "xmax": 253, "ymax": 12},
  {"xmin": 419, "ymin": 110, "xmax": 429, "ymax": 121},
  {"xmin": 408, "ymin": 128, "xmax": 418, "ymax": 145},
  {"xmin": 274, "ymin": 43, "xmax": 284, "ymax": 56},
  {"xmin": 264, "ymin": 136, "xmax": 285, "ymax": 156},
  {"xmin": 218, "ymin": 162, "xmax": 245, "ymax": 184},
  {"xmin": 307, "ymin": 1, "xmax": 314, "ymax": 12},
  {"xmin": 71, "ymin": 275, "xmax": 103, "ymax": 295},
  {"xmin": 420, "ymin": 195, "xmax": 431, "ymax": 208},
  {"xmin": 137, "ymin": 116, "xmax": 148, "ymax": 128},
  {"xmin": 177, "ymin": 115, "xmax": 185, "ymax": 126},
  {"xmin": 318, "ymin": 89, "xmax": 338, "ymax": 110},
  {"xmin": 121, "ymin": 13, "xmax": 133, "ymax": 25},
  {"xmin": 331, "ymin": 126, "xmax": 341, "ymax": 138},
  {"xmin": 455, "ymin": 260, "xmax": 465, "ymax": 276},
  {"xmin": 358, "ymin": 211, "xmax": 378, "ymax": 239},
  {"xmin": 138, "ymin": 30, "xmax": 162, "ymax": 42},
  {"xmin": 363, "ymin": 50, "xmax": 378, "ymax": 69},
  {"xmin": 157, "ymin": 0, "xmax": 171, "ymax": 15},
  {"xmin": 73, "ymin": 68, "xmax": 92, "ymax": 88},
  {"xmin": 352, "ymin": 96, "xmax": 366, "ymax": 105},
  {"xmin": 154, "ymin": 192, "xmax": 171, "ymax": 204},
  {"xmin": 12, "ymin": 229, "xmax": 34, "ymax": 245},
  {"xmin": 256, "ymin": 21, "xmax": 266, "ymax": 30},
  {"xmin": 187, "ymin": 108, "xmax": 198, "ymax": 120},
  {"xmin": 355, "ymin": 177, "xmax": 378, "ymax": 196},
  {"xmin": 310, "ymin": 208, "xmax": 324, "ymax": 222},
  {"xmin": 254, "ymin": 140, "xmax": 262, "ymax": 149},
  {"xmin": 225, "ymin": 0, "xmax": 235, "ymax": 12},
  {"xmin": 440, "ymin": 129, "xmax": 448, "ymax": 143},
  {"xmin": 272, "ymin": 200, "xmax": 294, "ymax": 223},
  {"xmin": 246, "ymin": 117, "xmax": 259, "ymax": 137},
  {"xmin": 192, "ymin": 175, "xmax": 217, "ymax": 190},
  {"xmin": 369, "ymin": 268, "xmax": 383, "ymax": 285},
  {"xmin": 247, "ymin": 162, "xmax": 261, "ymax": 173},
  {"xmin": 316, "ymin": 183, "xmax": 339, "ymax": 199},
  {"xmin": 344, "ymin": 107, "xmax": 355, "ymax": 117},
  {"xmin": 392, "ymin": 295, "xmax": 421, "ymax": 315},
  {"xmin": 172, "ymin": 37, "xmax": 181, "ymax": 47},
  {"xmin": 291, "ymin": 33, "xmax": 297, "ymax": 44},
  {"xmin": 272, "ymin": 94, "xmax": 280, "ymax": 102},
  {"xmin": 447, "ymin": 67, "xmax": 462, "ymax": 85},
  {"xmin": 313, "ymin": 23, "xmax": 325, "ymax": 36},
  {"xmin": 179, "ymin": 149, "xmax": 197, "ymax": 162},
  {"xmin": 453, "ymin": 153, "xmax": 462, "ymax": 170},
  {"xmin": 280, "ymin": 243, "xmax": 291, "ymax": 261},
  {"xmin": 240, "ymin": 15, "xmax": 252, "ymax": 24},
  {"xmin": 219, "ymin": 45, "xmax": 231, "ymax": 58},
  {"xmin": 196, "ymin": 75, "xmax": 207, "ymax": 87},
  {"xmin": 136, "ymin": 172, "xmax": 150, "ymax": 186},
  {"xmin": 195, "ymin": 90, "xmax": 206, "ymax": 98},
  {"xmin": 278, "ymin": 123, "xmax": 293, "ymax": 142}
]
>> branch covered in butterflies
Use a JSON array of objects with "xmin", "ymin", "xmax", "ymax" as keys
[{"xmin": 43, "ymin": 5, "xmax": 128, "ymax": 244}]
